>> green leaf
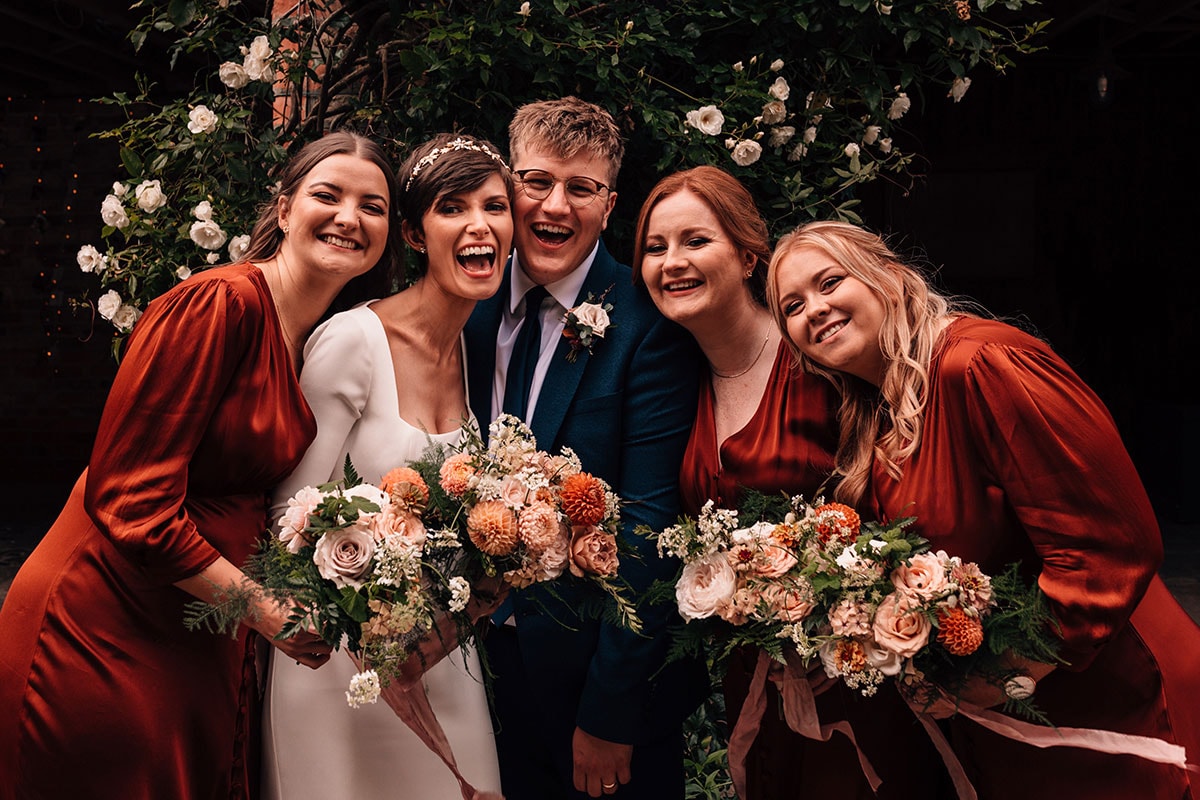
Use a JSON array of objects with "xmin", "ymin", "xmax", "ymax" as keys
[
  {"xmin": 119, "ymin": 147, "xmax": 143, "ymax": 177},
  {"xmin": 167, "ymin": 0, "xmax": 196, "ymax": 28}
]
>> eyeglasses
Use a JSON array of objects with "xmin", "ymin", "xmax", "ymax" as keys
[{"xmin": 514, "ymin": 169, "xmax": 610, "ymax": 207}]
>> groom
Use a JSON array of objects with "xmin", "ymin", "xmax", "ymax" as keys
[{"xmin": 464, "ymin": 96, "xmax": 705, "ymax": 799}]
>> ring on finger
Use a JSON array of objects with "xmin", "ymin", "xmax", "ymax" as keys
[{"xmin": 602, "ymin": 781, "xmax": 616, "ymax": 790}]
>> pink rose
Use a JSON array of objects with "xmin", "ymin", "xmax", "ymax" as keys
[
  {"xmin": 500, "ymin": 474, "xmax": 532, "ymax": 508},
  {"xmin": 277, "ymin": 486, "xmax": 326, "ymax": 553},
  {"xmin": 762, "ymin": 582, "xmax": 815, "ymax": 623},
  {"xmin": 675, "ymin": 552, "xmax": 738, "ymax": 621},
  {"xmin": 571, "ymin": 302, "xmax": 610, "ymax": 336},
  {"xmin": 312, "ymin": 523, "xmax": 376, "ymax": 589},
  {"xmin": 368, "ymin": 507, "xmax": 426, "ymax": 546},
  {"xmin": 871, "ymin": 591, "xmax": 932, "ymax": 658},
  {"xmin": 891, "ymin": 552, "xmax": 950, "ymax": 601},
  {"xmin": 568, "ymin": 526, "xmax": 619, "ymax": 578}
]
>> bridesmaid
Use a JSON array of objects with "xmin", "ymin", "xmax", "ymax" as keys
[
  {"xmin": 0, "ymin": 131, "xmax": 401, "ymax": 800},
  {"xmin": 768, "ymin": 219, "xmax": 1200, "ymax": 799},
  {"xmin": 633, "ymin": 166, "xmax": 910, "ymax": 799},
  {"xmin": 261, "ymin": 133, "xmax": 513, "ymax": 799}
]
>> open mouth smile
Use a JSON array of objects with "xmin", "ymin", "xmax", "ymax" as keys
[
  {"xmin": 815, "ymin": 321, "xmax": 846, "ymax": 343},
  {"xmin": 663, "ymin": 279, "xmax": 703, "ymax": 293},
  {"xmin": 320, "ymin": 234, "xmax": 362, "ymax": 251},
  {"xmin": 457, "ymin": 244, "xmax": 497, "ymax": 273},
  {"xmin": 531, "ymin": 223, "xmax": 572, "ymax": 246}
]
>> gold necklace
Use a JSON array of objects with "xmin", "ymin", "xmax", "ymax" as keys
[{"xmin": 711, "ymin": 325, "xmax": 771, "ymax": 379}]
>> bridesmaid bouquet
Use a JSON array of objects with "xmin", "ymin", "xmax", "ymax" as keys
[
  {"xmin": 410, "ymin": 413, "xmax": 641, "ymax": 633},
  {"xmin": 651, "ymin": 491, "xmax": 1060, "ymax": 717}
]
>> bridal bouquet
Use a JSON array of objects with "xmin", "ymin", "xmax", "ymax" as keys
[
  {"xmin": 411, "ymin": 413, "xmax": 640, "ymax": 633},
  {"xmin": 653, "ymin": 492, "xmax": 1060, "ymax": 716}
]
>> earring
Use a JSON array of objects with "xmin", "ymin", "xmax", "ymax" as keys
[
  {"xmin": 417, "ymin": 246, "xmax": 427, "ymax": 254},
  {"xmin": 744, "ymin": 270, "xmax": 753, "ymax": 279},
  {"xmin": 281, "ymin": 224, "xmax": 289, "ymax": 235}
]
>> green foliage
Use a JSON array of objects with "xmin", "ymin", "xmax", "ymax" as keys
[{"xmin": 77, "ymin": 0, "xmax": 1045, "ymax": 355}]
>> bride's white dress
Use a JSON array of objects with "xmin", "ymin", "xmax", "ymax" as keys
[{"xmin": 262, "ymin": 303, "xmax": 502, "ymax": 799}]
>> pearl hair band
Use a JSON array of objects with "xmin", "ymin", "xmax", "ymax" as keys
[{"xmin": 405, "ymin": 137, "xmax": 509, "ymax": 191}]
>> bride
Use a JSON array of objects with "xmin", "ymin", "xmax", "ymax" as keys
[{"xmin": 262, "ymin": 133, "xmax": 514, "ymax": 798}]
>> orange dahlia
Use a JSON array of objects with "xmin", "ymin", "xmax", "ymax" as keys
[
  {"xmin": 814, "ymin": 502, "xmax": 861, "ymax": 545},
  {"xmin": 380, "ymin": 466, "xmax": 429, "ymax": 511},
  {"xmin": 834, "ymin": 639, "xmax": 868, "ymax": 673},
  {"xmin": 559, "ymin": 472, "xmax": 607, "ymax": 526},
  {"xmin": 936, "ymin": 606, "xmax": 984, "ymax": 656},
  {"xmin": 467, "ymin": 500, "xmax": 520, "ymax": 556}
]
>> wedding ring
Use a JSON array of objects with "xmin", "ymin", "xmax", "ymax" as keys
[{"xmin": 602, "ymin": 781, "xmax": 616, "ymax": 790}]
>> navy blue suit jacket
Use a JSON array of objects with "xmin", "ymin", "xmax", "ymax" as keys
[{"xmin": 464, "ymin": 242, "xmax": 705, "ymax": 745}]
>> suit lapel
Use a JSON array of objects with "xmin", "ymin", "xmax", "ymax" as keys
[{"xmin": 530, "ymin": 245, "xmax": 619, "ymax": 449}]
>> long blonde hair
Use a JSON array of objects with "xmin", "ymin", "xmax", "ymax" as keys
[{"xmin": 767, "ymin": 220, "xmax": 960, "ymax": 505}]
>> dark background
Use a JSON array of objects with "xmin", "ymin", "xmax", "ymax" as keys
[{"xmin": 2, "ymin": 0, "xmax": 1198, "ymax": 530}]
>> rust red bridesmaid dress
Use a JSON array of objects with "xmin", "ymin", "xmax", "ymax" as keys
[{"xmin": 0, "ymin": 263, "xmax": 316, "ymax": 800}]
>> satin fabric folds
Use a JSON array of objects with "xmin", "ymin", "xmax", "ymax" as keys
[{"xmin": 0, "ymin": 264, "xmax": 316, "ymax": 800}]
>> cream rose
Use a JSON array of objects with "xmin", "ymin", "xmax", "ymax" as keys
[
  {"xmin": 193, "ymin": 200, "xmax": 214, "ymax": 221},
  {"xmin": 862, "ymin": 636, "xmax": 904, "ymax": 676},
  {"xmin": 277, "ymin": 485, "xmax": 325, "ymax": 553},
  {"xmin": 676, "ymin": 551, "xmax": 738, "ymax": 621},
  {"xmin": 100, "ymin": 194, "xmax": 129, "ymax": 229},
  {"xmin": 891, "ymin": 552, "xmax": 949, "ymax": 601},
  {"xmin": 685, "ymin": 105, "xmax": 725, "ymax": 136},
  {"xmin": 228, "ymin": 234, "xmax": 251, "ymax": 263},
  {"xmin": 189, "ymin": 219, "xmax": 228, "ymax": 250},
  {"xmin": 76, "ymin": 244, "xmax": 107, "ymax": 274},
  {"xmin": 571, "ymin": 302, "xmax": 610, "ymax": 337},
  {"xmin": 313, "ymin": 523, "xmax": 376, "ymax": 589},
  {"xmin": 111, "ymin": 304, "xmax": 141, "ymax": 332},
  {"xmin": 760, "ymin": 100, "xmax": 787, "ymax": 125},
  {"xmin": 187, "ymin": 105, "xmax": 218, "ymax": 135},
  {"xmin": 888, "ymin": 92, "xmax": 911, "ymax": 120},
  {"xmin": 949, "ymin": 76, "xmax": 972, "ymax": 103},
  {"xmin": 863, "ymin": 125, "xmax": 882, "ymax": 145},
  {"xmin": 568, "ymin": 526, "xmax": 619, "ymax": 578},
  {"xmin": 134, "ymin": 179, "xmax": 167, "ymax": 213},
  {"xmin": 219, "ymin": 61, "xmax": 250, "ymax": 89},
  {"xmin": 343, "ymin": 483, "xmax": 388, "ymax": 512},
  {"xmin": 730, "ymin": 139, "xmax": 762, "ymax": 167},
  {"xmin": 872, "ymin": 591, "xmax": 932, "ymax": 658},
  {"xmin": 769, "ymin": 126, "xmax": 796, "ymax": 148},
  {"xmin": 768, "ymin": 76, "xmax": 791, "ymax": 101},
  {"xmin": 96, "ymin": 290, "xmax": 121, "ymax": 321}
]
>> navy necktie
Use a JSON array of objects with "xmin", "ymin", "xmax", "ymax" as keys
[{"xmin": 502, "ymin": 285, "xmax": 550, "ymax": 421}]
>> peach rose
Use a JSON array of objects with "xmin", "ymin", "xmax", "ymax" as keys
[
  {"xmin": 675, "ymin": 552, "xmax": 738, "ymax": 621},
  {"xmin": 368, "ymin": 507, "xmax": 426, "ymax": 546},
  {"xmin": 871, "ymin": 591, "xmax": 932, "ymax": 658},
  {"xmin": 568, "ymin": 526, "xmax": 619, "ymax": 578},
  {"xmin": 892, "ymin": 552, "xmax": 950, "ymax": 601},
  {"xmin": 312, "ymin": 523, "xmax": 376, "ymax": 589},
  {"xmin": 762, "ymin": 582, "xmax": 815, "ymax": 623}
]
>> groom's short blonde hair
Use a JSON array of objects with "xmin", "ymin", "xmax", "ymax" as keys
[{"xmin": 508, "ymin": 96, "xmax": 625, "ymax": 186}]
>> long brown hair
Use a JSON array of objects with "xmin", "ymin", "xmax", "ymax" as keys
[{"xmin": 632, "ymin": 165, "xmax": 770, "ymax": 304}]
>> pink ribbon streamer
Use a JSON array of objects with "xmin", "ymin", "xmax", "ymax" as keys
[
  {"xmin": 902, "ymin": 694, "xmax": 1198, "ymax": 800},
  {"xmin": 354, "ymin": 652, "xmax": 504, "ymax": 800},
  {"xmin": 727, "ymin": 650, "xmax": 881, "ymax": 800}
]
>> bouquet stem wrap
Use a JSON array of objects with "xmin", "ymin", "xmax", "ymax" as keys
[
  {"xmin": 728, "ymin": 649, "xmax": 881, "ymax": 799},
  {"xmin": 354, "ymin": 652, "xmax": 504, "ymax": 800}
]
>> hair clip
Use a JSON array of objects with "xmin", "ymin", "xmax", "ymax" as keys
[{"xmin": 405, "ymin": 137, "xmax": 509, "ymax": 191}]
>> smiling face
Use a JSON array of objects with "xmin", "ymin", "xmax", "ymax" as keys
[
  {"xmin": 409, "ymin": 172, "xmax": 512, "ymax": 302},
  {"xmin": 639, "ymin": 190, "xmax": 755, "ymax": 332},
  {"xmin": 510, "ymin": 145, "xmax": 617, "ymax": 286},
  {"xmin": 773, "ymin": 245, "xmax": 889, "ymax": 386},
  {"xmin": 277, "ymin": 153, "xmax": 391, "ymax": 282}
]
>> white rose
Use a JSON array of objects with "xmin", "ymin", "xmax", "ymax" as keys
[
  {"xmin": 205, "ymin": 253, "xmax": 220, "ymax": 264},
  {"xmin": 248, "ymin": 34, "xmax": 272, "ymax": 60},
  {"xmin": 76, "ymin": 244, "xmax": 107, "ymax": 274},
  {"xmin": 803, "ymin": 126, "xmax": 818, "ymax": 144},
  {"xmin": 219, "ymin": 61, "xmax": 250, "ymax": 89},
  {"xmin": 111, "ymin": 303, "xmax": 141, "ymax": 333},
  {"xmin": 243, "ymin": 54, "xmax": 272, "ymax": 82},
  {"xmin": 189, "ymin": 219, "xmax": 228, "ymax": 251},
  {"xmin": 732, "ymin": 61, "xmax": 744, "ymax": 72},
  {"xmin": 862, "ymin": 637, "xmax": 904, "ymax": 676},
  {"xmin": 134, "ymin": 179, "xmax": 166, "ymax": 213},
  {"xmin": 948, "ymin": 76, "xmax": 972, "ymax": 103},
  {"xmin": 684, "ymin": 105, "xmax": 725, "ymax": 136},
  {"xmin": 100, "ymin": 194, "xmax": 129, "ymax": 229},
  {"xmin": 769, "ymin": 126, "xmax": 796, "ymax": 148},
  {"xmin": 193, "ymin": 200, "xmax": 213, "ymax": 221},
  {"xmin": 517, "ymin": 1, "xmax": 531, "ymax": 17},
  {"xmin": 111, "ymin": 181, "xmax": 127, "ymax": 197},
  {"xmin": 571, "ymin": 302, "xmax": 610, "ymax": 336},
  {"xmin": 187, "ymin": 105, "xmax": 218, "ymax": 135},
  {"xmin": 844, "ymin": 142, "xmax": 861, "ymax": 158},
  {"xmin": 96, "ymin": 290, "xmax": 121, "ymax": 321},
  {"xmin": 768, "ymin": 76, "xmax": 790, "ymax": 101},
  {"xmin": 879, "ymin": 137, "xmax": 894, "ymax": 154},
  {"xmin": 228, "ymin": 234, "xmax": 251, "ymax": 263},
  {"xmin": 313, "ymin": 523, "xmax": 376, "ymax": 589},
  {"xmin": 888, "ymin": 92, "xmax": 911, "ymax": 120},
  {"xmin": 730, "ymin": 139, "xmax": 762, "ymax": 167},
  {"xmin": 675, "ymin": 552, "xmax": 738, "ymax": 621},
  {"xmin": 863, "ymin": 125, "xmax": 881, "ymax": 145},
  {"xmin": 770, "ymin": 59, "xmax": 784, "ymax": 72},
  {"xmin": 760, "ymin": 100, "xmax": 787, "ymax": 125}
]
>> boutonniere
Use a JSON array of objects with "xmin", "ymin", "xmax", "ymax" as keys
[{"xmin": 561, "ymin": 285, "xmax": 614, "ymax": 363}]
